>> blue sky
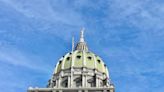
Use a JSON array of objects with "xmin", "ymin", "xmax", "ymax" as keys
[{"xmin": 0, "ymin": 0, "xmax": 164, "ymax": 92}]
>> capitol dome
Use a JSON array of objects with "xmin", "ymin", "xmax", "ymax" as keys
[
  {"xmin": 54, "ymin": 30, "xmax": 109, "ymax": 77},
  {"xmin": 54, "ymin": 50, "xmax": 109, "ymax": 77},
  {"xmin": 28, "ymin": 29, "xmax": 115, "ymax": 92},
  {"xmin": 46, "ymin": 29, "xmax": 113, "ymax": 88}
]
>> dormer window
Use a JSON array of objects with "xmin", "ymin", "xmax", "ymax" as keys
[
  {"xmin": 76, "ymin": 55, "xmax": 81, "ymax": 59},
  {"xmin": 59, "ymin": 60, "xmax": 62, "ymax": 64},
  {"xmin": 66, "ymin": 57, "xmax": 70, "ymax": 61},
  {"xmin": 87, "ymin": 56, "xmax": 92, "ymax": 60},
  {"xmin": 97, "ymin": 59, "xmax": 101, "ymax": 63}
]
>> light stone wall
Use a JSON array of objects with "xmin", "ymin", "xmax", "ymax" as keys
[
  {"xmin": 48, "ymin": 67, "xmax": 112, "ymax": 88},
  {"xmin": 28, "ymin": 67, "xmax": 115, "ymax": 92}
]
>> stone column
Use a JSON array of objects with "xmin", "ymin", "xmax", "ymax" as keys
[
  {"xmin": 58, "ymin": 77, "xmax": 61, "ymax": 88},
  {"xmin": 56, "ymin": 79, "xmax": 58, "ymax": 87},
  {"xmin": 68, "ymin": 76, "xmax": 71, "ymax": 87},
  {"xmin": 98, "ymin": 78, "xmax": 100, "ymax": 87},
  {"xmin": 59, "ymin": 90, "xmax": 63, "ymax": 92},
  {"xmin": 85, "ymin": 75, "xmax": 87, "ymax": 87},
  {"xmin": 110, "ymin": 89, "xmax": 114, "ymax": 92},
  {"xmin": 96, "ymin": 75, "xmax": 99, "ymax": 87},
  {"xmin": 70, "ymin": 68, "xmax": 74, "ymax": 87},
  {"xmin": 82, "ymin": 74, "xmax": 85, "ymax": 87},
  {"xmin": 78, "ymin": 90, "xmax": 82, "ymax": 92},
  {"xmin": 103, "ymin": 90, "xmax": 107, "ymax": 92},
  {"xmin": 85, "ymin": 90, "xmax": 88, "ymax": 92}
]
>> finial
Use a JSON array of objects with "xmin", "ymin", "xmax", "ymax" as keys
[
  {"xmin": 80, "ymin": 27, "xmax": 85, "ymax": 42},
  {"xmin": 75, "ymin": 27, "xmax": 88, "ymax": 51}
]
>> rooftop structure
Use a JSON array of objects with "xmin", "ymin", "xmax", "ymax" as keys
[{"xmin": 28, "ymin": 29, "xmax": 115, "ymax": 92}]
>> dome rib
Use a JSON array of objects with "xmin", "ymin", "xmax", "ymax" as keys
[
  {"xmin": 83, "ymin": 51, "xmax": 86, "ymax": 67},
  {"xmin": 62, "ymin": 53, "xmax": 70, "ymax": 70},
  {"xmin": 54, "ymin": 50, "xmax": 109, "ymax": 76}
]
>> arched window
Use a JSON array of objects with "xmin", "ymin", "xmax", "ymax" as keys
[
  {"xmin": 87, "ymin": 77, "xmax": 96, "ymax": 87},
  {"xmin": 87, "ymin": 79, "xmax": 94, "ymax": 87},
  {"xmin": 74, "ymin": 77, "xmax": 82, "ymax": 87},
  {"xmin": 61, "ymin": 77, "xmax": 68, "ymax": 87},
  {"xmin": 103, "ymin": 79, "xmax": 107, "ymax": 87}
]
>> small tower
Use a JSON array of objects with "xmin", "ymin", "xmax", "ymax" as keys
[
  {"xmin": 28, "ymin": 29, "xmax": 115, "ymax": 92},
  {"xmin": 75, "ymin": 28, "xmax": 88, "ymax": 51}
]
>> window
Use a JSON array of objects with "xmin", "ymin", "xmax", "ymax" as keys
[
  {"xmin": 66, "ymin": 57, "xmax": 70, "ymax": 61},
  {"xmin": 76, "ymin": 81, "xmax": 81, "ymax": 87},
  {"xmin": 76, "ymin": 55, "xmax": 81, "ymax": 59},
  {"xmin": 53, "ymin": 80, "xmax": 56, "ymax": 87},
  {"xmin": 74, "ymin": 77, "xmax": 82, "ymax": 87},
  {"xmin": 87, "ymin": 77, "xmax": 96, "ymax": 87},
  {"xmin": 87, "ymin": 56, "xmax": 92, "ymax": 60},
  {"xmin": 61, "ymin": 77, "xmax": 68, "ymax": 87},
  {"xmin": 59, "ymin": 60, "xmax": 62, "ymax": 64},
  {"xmin": 103, "ymin": 79, "xmax": 107, "ymax": 86},
  {"xmin": 97, "ymin": 59, "xmax": 101, "ymax": 63},
  {"xmin": 64, "ymin": 82, "xmax": 68, "ymax": 87}
]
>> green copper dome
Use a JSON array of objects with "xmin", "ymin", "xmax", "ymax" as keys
[
  {"xmin": 54, "ymin": 50, "xmax": 109, "ymax": 74},
  {"xmin": 54, "ymin": 29, "xmax": 109, "ymax": 77}
]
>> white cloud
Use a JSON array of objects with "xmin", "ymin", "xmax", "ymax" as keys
[
  {"xmin": 0, "ymin": 0, "xmax": 87, "ymax": 43},
  {"xmin": 0, "ymin": 0, "xmax": 84, "ymax": 26},
  {"xmin": 0, "ymin": 46, "xmax": 50, "ymax": 73},
  {"xmin": 106, "ymin": 0, "xmax": 164, "ymax": 31}
]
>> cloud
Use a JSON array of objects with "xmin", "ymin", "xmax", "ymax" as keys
[
  {"xmin": 0, "ymin": 45, "xmax": 54, "ymax": 91},
  {"xmin": 0, "ymin": 0, "xmax": 88, "ymax": 43},
  {"xmin": 0, "ymin": 0, "xmax": 85, "ymax": 26},
  {"xmin": 106, "ymin": 0, "xmax": 164, "ymax": 31},
  {"xmin": 0, "ymin": 46, "xmax": 50, "ymax": 73},
  {"xmin": 0, "ymin": 0, "xmax": 164, "ymax": 92}
]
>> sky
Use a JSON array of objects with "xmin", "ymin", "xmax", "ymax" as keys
[{"xmin": 0, "ymin": 0, "xmax": 164, "ymax": 92}]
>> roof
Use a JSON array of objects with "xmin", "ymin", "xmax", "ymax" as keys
[
  {"xmin": 53, "ymin": 29, "xmax": 109, "ymax": 76},
  {"xmin": 54, "ymin": 50, "xmax": 109, "ymax": 75}
]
